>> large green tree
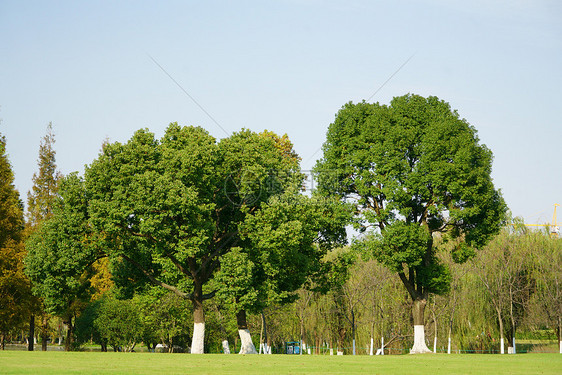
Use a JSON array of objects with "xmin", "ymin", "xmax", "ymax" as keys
[
  {"xmin": 0, "ymin": 132, "xmax": 33, "ymax": 349},
  {"xmin": 84, "ymin": 123, "xmax": 313, "ymax": 353},
  {"xmin": 315, "ymin": 94, "xmax": 506, "ymax": 353}
]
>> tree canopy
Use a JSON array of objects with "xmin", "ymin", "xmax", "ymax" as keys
[
  {"xmin": 82, "ymin": 123, "xmax": 335, "ymax": 353},
  {"xmin": 25, "ymin": 174, "xmax": 100, "ymax": 316},
  {"xmin": 314, "ymin": 94, "xmax": 506, "ymax": 352}
]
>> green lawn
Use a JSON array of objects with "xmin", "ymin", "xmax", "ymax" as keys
[{"xmin": 0, "ymin": 351, "xmax": 560, "ymax": 375}]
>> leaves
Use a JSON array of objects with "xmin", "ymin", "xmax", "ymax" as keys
[
  {"xmin": 315, "ymin": 94, "xmax": 506, "ymax": 300},
  {"xmin": 0, "ymin": 132, "xmax": 33, "ymax": 333},
  {"xmin": 25, "ymin": 173, "xmax": 99, "ymax": 316}
]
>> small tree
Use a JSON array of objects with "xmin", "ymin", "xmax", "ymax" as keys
[
  {"xmin": 27, "ymin": 122, "xmax": 62, "ymax": 226},
  {"xmin": 93, "ymin": 294, "xmax": 143, "ymax": 352},
  {"xmin": 26, "ymin": 122, "xmax": 63, "ymax": 351},
  {"xmin": 315, "ymin": 94, "xmax": 506, "ymax": 353},
  {"xmin": 25, "ymin": 173, "xmax": 101, "ymax": 351}
]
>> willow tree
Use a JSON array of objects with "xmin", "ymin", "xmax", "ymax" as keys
[
  {"xmin": 85, "ymin": 124, "xmax": 308, "ymax": 353},
  {"xmin": 314, "ymin": 94, "xmax": 506, "ymax": 353}
]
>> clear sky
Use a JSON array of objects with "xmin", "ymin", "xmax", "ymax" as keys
[{"xmin": 1, "ymin": 0, "xmax": 561, "ymax": 225}]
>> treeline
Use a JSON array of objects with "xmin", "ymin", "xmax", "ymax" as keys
[
  {"xmin": 2, "ymin": 227, "xmax": 561, "ymax": 354},
  {"xmin": 1, "ymin": 95, "xmax": 560, "ymax": 354},
  {"xmin": 270, "ymin": 231, "xmax": 561, "ymax": 355},
  {"xmin": 1, "ymin": 122, "xmax": 348, "ymax": 353},
  {"xmin": 72, "ymin": 229, "xmax": 560, "ymax": 354}
]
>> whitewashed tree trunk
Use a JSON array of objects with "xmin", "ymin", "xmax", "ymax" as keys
[
  {"xmin": 500, "ymin": 338, "xmax": 505, "ymax": 354},
  {"xmin": 236, "ymin": 310, "xmax": 257, "ymax": 354},
  {"xmin": 191, "ymin": 291, "xmax": 206, "ymax": 354},
  {"xmin": 191, "ymin": 322, "xmax": 205, "ymax": 354},
  {"xmin": 410, "ymin": 299, "xmax": 431, "ymax": 354},
  {"xmin": 433, "ymin": 336, "xmax": 437, "ymax": 353},
  {"xmin": 381, "ymin": 336, "xmax": 384, "ymax": 355},
  {"xmin": 496, "ymin": 306, "xmax": 505, "ymax": 354},
  {"xmin": 352, "ymin": 339, "xmax": 356, "ymax": 355},
  {"xmin": 447, "ymin": 336, "xmax": 451, "ymax": 354},
  {"xmin": 512, "ymin": 337, "xmax": 516, "ymax": 354},
  {"xmin": 259, "ymin": 342, "xmax": 271, "ymax": 354},
  {"xmin": 222, "ymin": 340, "xmax": 230, "ymax": 354},
  {"xmin": 238, "ymin": 329, "xmax": 258, "ymax": 354},
  {"xmin": 411, "ymin": 325, "xmax": 432, "ymax": 354},
  {"xmin": 369, "ymin": 337, "xmax": 374, "ymax": 355}
]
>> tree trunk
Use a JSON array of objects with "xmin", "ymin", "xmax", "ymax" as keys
[
  {"xmin": 509, "ymin": 287, "xmax": 516, "ymax": 354},
  {"xmin": 28, "ymin": 315, "xmax": 35, "ymax": 351},
  {"xmin": 236, "ymin": 310, "xmax": 257, "ymax": 354},
  {"xmin": 496, "ymin": 306, "xmax": 505, "ymax": 354},
  {"xmin": 410, "ymin": 298, "xmax": 431, "ymax": 354},
  {"xmin": 191, "ymin": 297, "xmax": 205, "ymax": 354},
  {"xmin": 447, "ymin": 322, "xmax": 452, "ymax": 354},
  {"xmin": 1, "ymin": 333, "xmax": 5, "ymax": 350},
  {"xmin": 300, "ymin": 316, "xmax": 305, "ymax": 356},
  {"xmin": 559, "ymin": 316, "xmax": 561, "ymax": 354},
  {"xmin": 41, "ymin": 315, "xmax": 48, "ymax": 351},
  {"xmin": 351, "ymin": 308, "xmax": 356, "ymax": 355},
  {"xmin": 64, "ymin": 315, "xmax": 73, "ymax": 351},
  {"xmin": 260, "ymin": 312, "xmax": 269, "ymax": 354},
  {"xmin": 432, "ymin": 310, "xmax": 437, "ymax": 353}
]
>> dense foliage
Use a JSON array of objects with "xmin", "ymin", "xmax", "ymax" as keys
[
  {"xmin": 2, "ymin": 98, "xmax": 560, "ymax": 356},
  {"xmin": 314, "ymin": 94, "xmax": 506, "ymax": 352},
  {"xmin": 0, "ymin": 133, "xmax": 33, "ymax": 349}
]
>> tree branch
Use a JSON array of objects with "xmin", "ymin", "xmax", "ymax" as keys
[
  {"xmin": 120, "ymin": 253, "xmax": 189, "ymax": 299},
  {"xmin": 398, "ymin": 270, "xmax": 417, "ymax": 300},
  {"xmin": 166, "ymin": 252, "xmax": 189, "ymax": 277}
]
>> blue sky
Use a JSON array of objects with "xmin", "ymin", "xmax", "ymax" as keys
[{"xmin": 1, "ymin": 0, "xmax": 561, "ymax": 225}]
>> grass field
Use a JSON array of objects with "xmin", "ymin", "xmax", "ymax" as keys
[{"xmin": 0, "ymin": 351, "xmax": 561, "ymax": 374}]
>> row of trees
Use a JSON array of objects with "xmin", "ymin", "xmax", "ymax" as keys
[
  {"xmin": 5, "ymin": 228, "xmax": 559, "ymax": 354},
  {"xmin": 249, "ymin": 230, "xmax": 561, "ymax": 355},
  {"xmin": 2, "ymin": 94, "xmax": 537, "ymax": 355}
]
